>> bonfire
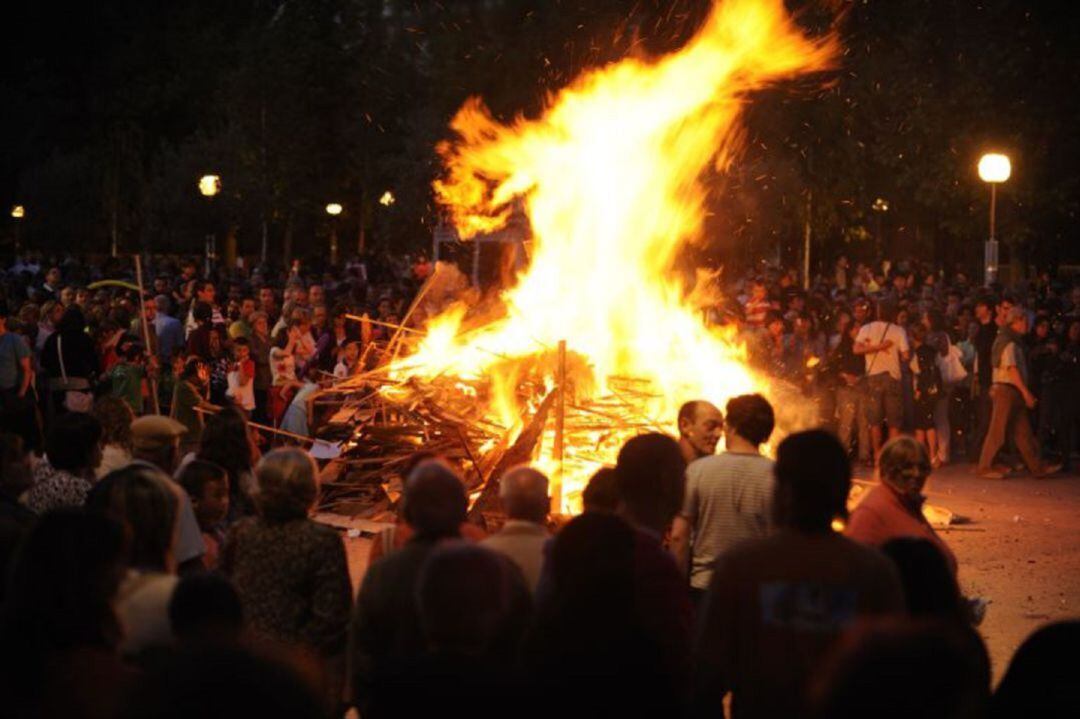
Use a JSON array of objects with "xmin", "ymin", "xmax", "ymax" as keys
[{"xmin": 317, "ymin": 0, "xmax": 839, "ymax": 523}]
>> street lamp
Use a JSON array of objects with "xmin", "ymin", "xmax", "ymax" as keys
[
  {"xmin": 198, "ymin": 175, "xmax": 221, "ymax": 275},
  {"xmin": 198, "ymin": 174, "xmax": 221, "ymax": 198},
  {"xmin": 871, "ymin": 197, "xmax": 889, "ymax": 257},
  {"xmin": 326, "ymin": 203, "xmax": 343, "ymax": 265},
  {"xmin": 11, "ymin": 205, "xmax": 25, "ymax": 254},
  {"xmin": 978, "ymin": 153, "xmax": 1011, "ymax": 286}
]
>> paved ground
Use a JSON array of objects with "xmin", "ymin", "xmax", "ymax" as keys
[
  {"xmin": 914, "ymin": 463, "xmax": 1080, "ymax": 681},
  {"xmin": 342, "ymin": 464, "xmax": 1080, "ymax": 683}
]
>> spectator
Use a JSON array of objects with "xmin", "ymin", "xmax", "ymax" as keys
[
  {"xmin": 969, "ymin": 297, "xmax": 999, "ymax": 459},
  {"xmin": 693, "ymin": 430, "xmax": 904, "ymax": 719},
  {"xmin": 881, "ymin": 538, "xmax": 968, "ymax": 624},
  {"xmin": 249, "ymin": 310, "xmax": 273, "ymax": 421},
  {"xmin": 184, "ymin": 280, "xmax": 223, "ymax": 338},
  {"xmin": 196, "ymin": 406, "xmax": 259, "ymax": 519},
  {"xmin": 333, "ymin": 340, "xmax": 361, "ymax": 378},
  {"xmin": 226, "ymin": 336, "xmax": 256, "ymax": 412},
  {"xmin": 832, "ymin": 317, "xmax": 869, "ymax": 465},
  {"xmin": 177, "ymin": 460, "xmax": 229, "ymax": 570},
  {"xmin": 108, "ymin": 336, "xmax": 146, "ymax": 415},
  {"xmin": 223, "ymin": 448, "xmax": 351, "ymax": 707},
  {"xmin": 481, "ymin": 465, "xmax": 550, "ymax": 592},
  {"xmin": 87, "ymin": 463, "xmax": 181, "ymax": 658},
  {"xmin": 205, "ymin": 327, "xmax": 230, "ymax": 406},
  {"xmin": 671, "ymin": 393, "xmax": 776, "ymax": 602},
  {"xmin": 610, "ymin": 433, "xmax": 694, "ymax": 702},
  {"xmin": 93, "ymin": 395, "xmax": 135, "ymax": 478},
  {"xmin": 808, "ymin": 620, "xmax": 990, "ymax": 719},
  {"xmin": 910, "ymin": 323, "xmax": 944, "ymax": 465},
  {"xmin": 170, "ymin": 357, "xmax": 213, "ymax": 453},
  {"xmin": 0, "ymin": 434, "xmax": 35, "ymax": 604},
  {"xmin": 676, "ymin": 399, "xmax": 724, "ymax": 464},
  {"xmin": 977, "ymin": 306, "xmax": 1062, "ymax": 478},
  {"xmin": 129, "ymin": 415, "xmax": 208, "ymax": 572},
  {"xmin": 24, "ymin": 412, "xmax": 103, "ymax": 514},
  {"xmin": 846, "ymin": 436, "xmax": 957, "ymax": 575},
  {"xmin": 0, "ymin": 511, "xmax": 130, "ymax": 719},
  {"xmin": 40, "ymin": 305, "xmax": 99, "ymax": 417},
  {"xmin": 152, "ymin": 294, "xmax": 185, "ymax": 362},
  {"xmin": 350, "ymin": 459, "xmax": 468, "ymax": 718},
  {"xmin": 0, "ymin": 300, "xmax": 36, "ymax": 450},
  {"xmin": 229, "ymin": 295, "xmax": 257, "ymax": 340},
  {"xmin": 854, "ymin": 301, "xmax": 910, "ymax": 460},
  {"xmin": 168, "ymin": 572, "xmax": 244, "ymax": 645},
  {"xmin": 581, "ymin": 465, "xmax": 618, "ymax": 513},
  {"xmin": 991, "ymin": 621, "xmax": 1080, "ymax": 718},
  {"xmin": 120, "ymin": 643, "xmax": 324, "ymax": 719},
  {"xmin": 397, "ymin": 542, "xmax": 531, "ymax": 714},
  {"xmin": 527, "ymin": 511, "xmax": 683, "ymax": 718}
]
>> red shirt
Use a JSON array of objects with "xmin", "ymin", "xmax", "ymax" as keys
[{"xmin": 845, "ymin": 483, "xmax": 958, "ymax": 576}]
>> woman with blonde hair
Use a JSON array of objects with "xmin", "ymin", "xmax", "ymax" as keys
[{"xmin": 845, "ymin": 435, "xmax": 956, "ymax": 575}]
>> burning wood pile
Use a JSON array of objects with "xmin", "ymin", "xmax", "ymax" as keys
[{"xmin": 313, "ymin": 335, "xmax": 671, "ymax": 526}]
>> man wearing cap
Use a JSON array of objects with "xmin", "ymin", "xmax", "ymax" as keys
[
  {"xmin": 977, "ymin": 307, "xmax": 1062, "ymax": 479},
  {"xmin": 130, "ymin": 415, "xmax": 206, "ymax": 571}
]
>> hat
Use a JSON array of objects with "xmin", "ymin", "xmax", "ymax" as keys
[{"xmin": 131, "ymin": 415, "xmax": 188, "ymax": 450}]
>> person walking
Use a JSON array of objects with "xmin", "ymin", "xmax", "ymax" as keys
[{"xmin": 977, "ymin": 307, "xmax": 1062, "ymax": 479}]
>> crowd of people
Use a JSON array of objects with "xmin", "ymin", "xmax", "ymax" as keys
[
  {"xmin": 724, "ymin": 256, "xmax": 1080, "ymax": 478},
  {"xmin": 0, "ymin": 250, "xmax": 1078, "ymax": 718}
]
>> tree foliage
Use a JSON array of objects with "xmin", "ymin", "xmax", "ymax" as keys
[{"xmin": 2, "ymin": 0, "xmax": 1079, "ymax": 272}]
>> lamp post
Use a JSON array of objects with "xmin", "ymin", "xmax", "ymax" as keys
[
  {"xmin": 198, "ymin": 175, "xmax": 221, "ymax": 276},
  {"xmin": 871, "ymin": 197, "xmax": 889, "ymax": 258},
  {"xmin": 10, "ymin": 205, "xmax": 24, "ymax": 255},
  {"xmin": 326, "ymin": 203, "xmax": 343, "ymax": 265},
  {"xmin": 977, "ymin": 153, "xmax": 1011, "ymax": 286}
]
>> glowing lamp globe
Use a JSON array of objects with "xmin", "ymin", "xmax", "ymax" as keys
[
  {"xmin": 198, "ymin": 174, "xmax": 221, "ymax": 197},
  {"xmin": 978, "ymin": 154, "xmax": 1011, "ymax": 184},
  {"xmin": 325, "ymin": 203, "xmax": 343, "ymax": 216},
  {"xmin": 11, "ymin": 205, "xmax": 25, "ymax": 219}
]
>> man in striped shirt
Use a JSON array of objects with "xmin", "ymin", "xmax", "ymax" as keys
[{"xmin": 671, "ymin": 393, "xmax": 776, "ymax": 603}]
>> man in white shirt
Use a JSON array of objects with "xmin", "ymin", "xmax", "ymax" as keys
[
  {"xmin": 854, "ymin": 301, "xmax": 910, "ymax": 461},
  {"xmin": 481, "ymin": 465, "xmax": 550, "ymax": 593},
  {"xmin": 670, "ymin": 393, "xmax": 776, "ymax": 604}
]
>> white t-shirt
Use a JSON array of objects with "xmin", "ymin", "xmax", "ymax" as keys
[{"xmin": 855, "ymin": 321, "xmax": 910, "ymax": 380}]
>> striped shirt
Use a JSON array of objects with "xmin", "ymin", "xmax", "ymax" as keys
[{"xmin": 681, "ymin": 452, "xmax": 775, "ymax": 590}]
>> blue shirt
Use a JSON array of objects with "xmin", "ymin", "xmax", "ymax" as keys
[
  {"xmin": 153, "ymin": 315, "xmax": 185, "ymax": 361},
  {"xmin": 0, "ymin": 332, "xmax": 31, "ymax": 390}
]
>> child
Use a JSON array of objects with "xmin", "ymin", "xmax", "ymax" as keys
[
  {"xmin": 280, "ymin": 366, "xmax": 322, "ymax": 438},
  {"xmin": 226, "ymin": 337, "xmax": 256, "ymax": 411},
  {"xmin": 108, "ymin": 337, "xmax": 146, "ymax": 415},
  {"xmin": 268, "ymin": 327, "xmax": 303, "ymax": 425},
  {"xmin": 333, "ymin": 340, "xmax": 361, "ymax": 379},
  {"xmin": 177, "ymin": 459, "xmax": 230, "ymax": 570}
]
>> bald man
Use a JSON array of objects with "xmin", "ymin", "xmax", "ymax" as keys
[
  {"xmin": 677, "ymin": 400, "xmax": 725, "ymax": 464},
  {"xmin": 481, "ymin": 465, "xmax": 550, "ymax": 592}
]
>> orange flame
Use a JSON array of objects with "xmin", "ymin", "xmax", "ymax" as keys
[{"xmin": 396, "ymin": 0, "xmax": 837, "ymax": 511}]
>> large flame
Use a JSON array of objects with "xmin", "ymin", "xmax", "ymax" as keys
[{"xmin": 392, "ymin": 0, "xmax": 837, "ymax": 510}]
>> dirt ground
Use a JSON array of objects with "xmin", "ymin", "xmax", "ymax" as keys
[
  {"xmin": 342, "ymin": 464, "xmax": 1080, "ymax": 684},
  {"xmin": 916, "ymin": 463, "xmax": 1080, "ymax": 681}
]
